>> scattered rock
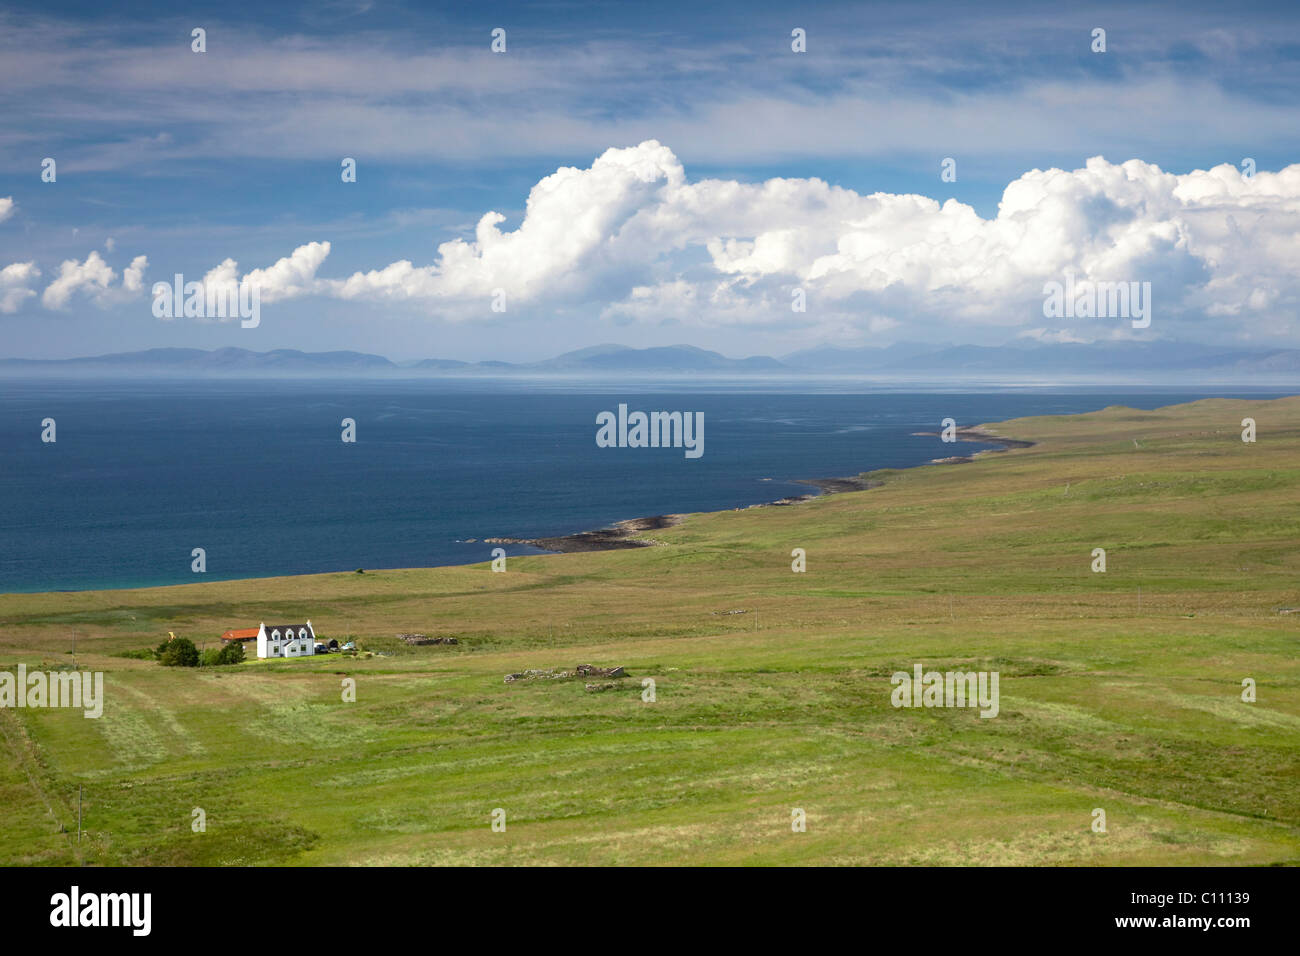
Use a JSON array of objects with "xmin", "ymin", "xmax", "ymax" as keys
[
  {"xmin": 584, "ymin": 682, "xmax": 619, "ymax": 693},
  {"xmin": 397, "ymin": 633, "xmax": 459, "ymax": 645},
  {"xmin": 575, "ymin": 664, "xmax": 626, "ymax": 678},
  {"xmin": 504, "ymin": 668, "xmax": 567, "ymax": 684},
  {"xmin": 505, "ymin": 664, "xmax": 625, "ymax": 683}
]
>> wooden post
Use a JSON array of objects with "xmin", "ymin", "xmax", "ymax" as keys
[{"xmin": 77, "ymin": 785, "xmax": 82, "ymax": 844}]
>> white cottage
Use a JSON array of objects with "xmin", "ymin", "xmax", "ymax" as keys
[{"xmin": 256, "ymin": 621, "xmax": 316, "ymax": 659}]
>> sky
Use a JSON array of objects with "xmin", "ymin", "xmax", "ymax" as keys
[{"xmin": 1, "ymin": 0, "xmax": 1299, "ymax": 361}]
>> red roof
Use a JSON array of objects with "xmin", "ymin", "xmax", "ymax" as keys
[{"xmin": 220, "ymin": 628, "xmax": 259, "ymax": 642}]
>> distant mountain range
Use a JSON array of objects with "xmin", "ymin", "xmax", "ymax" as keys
[{"xmin": 3, "ymin": 342, "xmax": 1299, "ymax": 381}]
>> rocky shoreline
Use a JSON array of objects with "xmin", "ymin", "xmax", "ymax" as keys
[
  {"xmin": 489, "ymin": 424, "xmax": 1034, "ymax": 554},
  {"xmin": 909, "ymin": 426, "xmax": 1036, "ymax": 463},
  {"xmin": 485, "ymin": 514, "xmax": 684, "ymax": 553}
]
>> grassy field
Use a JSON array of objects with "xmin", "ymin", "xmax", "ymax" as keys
[{"xmin": 2, "ymin": 395, "xmax": 1298, "ymax": 866}]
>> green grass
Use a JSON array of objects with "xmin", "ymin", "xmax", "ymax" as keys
[{"xmin": 1, "ymin": 395, "xmax": 1298, "ymax": 865}]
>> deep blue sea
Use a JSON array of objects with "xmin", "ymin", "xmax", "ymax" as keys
[{"xmin": 0, "ymin": 379, "xmax": 1290, "ymax": 593}]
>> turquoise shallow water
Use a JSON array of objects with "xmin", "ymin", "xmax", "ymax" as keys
[{"xmin": 0, "ymin": 379, "xmax": 1286, "ymax": 592}]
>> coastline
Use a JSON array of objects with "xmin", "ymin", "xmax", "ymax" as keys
[
  {"xmin": 486, "ymin": 424, "xmax": 1036, "ymax": 555},
  {"xmin": 486, "ymin": 514, "xmax": 685, "ymax": 553},
  {"xmin": 0, "ymin": 419, "xmax": 1040, "ymax": 593},
  {"xmin": 909, "ymin": 426, "xmax": 1037, "ymax": 464}
]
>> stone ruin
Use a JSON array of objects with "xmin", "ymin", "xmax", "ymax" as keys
[
  {"xmin": 397, "ymin": 633, "xmax": 459, "ymax": 646},
  {"xmin": 504, "ymin": 664, "xmax": 627, "ymax": 684}
]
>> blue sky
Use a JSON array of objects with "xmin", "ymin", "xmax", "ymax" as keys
[{"xmin": 2, "ymin": 0, "xmax": 1299, "ymax": 360}]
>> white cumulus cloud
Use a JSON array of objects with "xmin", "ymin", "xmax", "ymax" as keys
[
  {"xmin": 42, "ymin": 251, "xmax": 115, "ymax": 309},
  {"xmin": 193, "ymin": 241, "xmax": 331, "ymax": 321},
  {"xmin": 40, "ymin": 250, "xmax": 150, "ymax": 309},
  {"xmin": 325, "ymin": 143, "xmax": 683, "ymax": 308},
  {"xmin": 0, "ymin": 261, "xmax": 40, "ymax": 312},
  {"xmin": 198, "ymin": 143, "xmax": 1300, "ymax": 343},
  {"xmin": 122, "ymin": 254, "xmax": 148, "ymax": 293}
]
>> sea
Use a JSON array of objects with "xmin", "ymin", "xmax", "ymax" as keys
[{"xmin": 0, "ymin": 378, "xmax": 1290, "ymax": 593}]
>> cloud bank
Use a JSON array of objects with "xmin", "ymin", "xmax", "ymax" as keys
[
  {"xmin": 3, "ymin": 8, "xmax": 1298, "ymax": 173},
  {"xmin": 190, "ymin": 143, "xmax": 1300, "ymax": 343}
]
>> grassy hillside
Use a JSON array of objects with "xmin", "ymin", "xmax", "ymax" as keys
[{"xmin": 2, "ymin": 396, "xmax": 1298, "ymax": 866}]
